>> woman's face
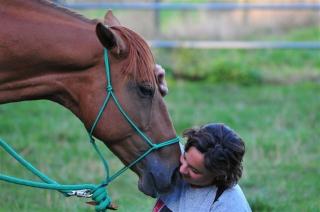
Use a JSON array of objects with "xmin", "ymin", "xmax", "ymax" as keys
[{"xmin": 179, "ymin": 146, "xmax": 215, "ymax": 187}]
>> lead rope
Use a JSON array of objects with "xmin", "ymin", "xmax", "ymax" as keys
[{"xmin": 0, "ymin": 49, "xmax": 180, "ymax": 212}]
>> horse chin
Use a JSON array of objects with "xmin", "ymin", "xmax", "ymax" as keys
[
  {"xmin": 138, "ymin": 177, "xmax": 157, "ymax": 198},
  {"xmin": 137, "ymin": 171, "xmax": 175, "ymax": 198}
]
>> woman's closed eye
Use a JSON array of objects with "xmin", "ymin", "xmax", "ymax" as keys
[{"xmin": 190, "ymin": 167, "xmax": 201, "ymax": 175}]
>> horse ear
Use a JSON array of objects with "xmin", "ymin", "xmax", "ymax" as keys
[
  {"xmin": 155, "ymin": 64, "xmax": 169, "ymax": 96},
  {"xmin": 104, "ymin": 10, "xmax": 121, "ymax": 27},
  {"xmin": 96, "ymin": 23, "xmax": 116, "ymax": 49},
  {"xmin": 96, "ymin": 23, "xmax": 126, "ymax": 55}
]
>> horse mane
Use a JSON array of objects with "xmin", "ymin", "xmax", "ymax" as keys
[
  {"xmin": 39, "ymin": 0, "xmax": 97, "ymax": 24},
  {"xmin": 39, "ymin": 1, "xmax": 155, "ymax": 84},
  {"xmin": 111, "ymin": 26, "xmax": 156, "ymax": 85}
]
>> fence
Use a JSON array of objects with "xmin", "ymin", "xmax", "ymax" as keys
[
  {"xmin": 57, "ymin": 2, "xmax": 320, "ymax": 10},
  {"xmin": 59, "ymin": 2, "xmax": 320, "ymax": 49}
]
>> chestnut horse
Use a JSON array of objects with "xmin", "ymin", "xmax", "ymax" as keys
[{"xmin": 0, "ymin": 0, "xmax": 180, "ymax": 200}]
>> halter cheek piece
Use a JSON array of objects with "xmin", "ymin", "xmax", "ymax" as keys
[{"xmin": 0, "ymin": 49, "xmax": 180, "ymax": 212}]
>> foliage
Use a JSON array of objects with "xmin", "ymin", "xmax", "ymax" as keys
[
  {"xmin": 153, "ymin": 25, "xmax": 320, "ymax": 86},
  {"xmin": 154, "ymin": 47, "xmax": 319, "ymax": 86},
  {"xmin": 155, "ymin": 48, "xmax": 263, "ymax": 85}
]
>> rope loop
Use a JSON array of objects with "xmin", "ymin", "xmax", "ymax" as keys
[
  {"xmin": 89, "ymin": 136, "xmax": 95, "ymax": 143},
  {"xmin": 106, "ymin": 85, "xmax": 113, "ymax": 92},
  {"xmin": 91, "ymin": 187, "xmax": 112, "ymax": 212}
]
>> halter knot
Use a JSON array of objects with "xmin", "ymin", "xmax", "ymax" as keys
[
  {"xmin": 106, "ymin": 85, "xmax": 113, "ymax": 92},
  {"xmin": 91, "ymin": 187, "xmax": 112, "ymax": 211},
  {"xmin": 89, "ymin": 136, "xmax": 95, "ymax": 143}
]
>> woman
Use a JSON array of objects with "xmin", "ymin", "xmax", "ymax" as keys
[{"xmin": 153, "ymin": 123, "xmax": 251, "ymax": 212}]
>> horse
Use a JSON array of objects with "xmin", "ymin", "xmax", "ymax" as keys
[{"xmin": 0, "ymin": 0, "xmax": 180, "ymax": 201}]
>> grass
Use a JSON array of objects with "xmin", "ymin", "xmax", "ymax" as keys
[
  {"xmin": 0, "ymin": 100, "xmax": 153, "ymax": 212},
  {"xmin": 166, "ymin": 81, "xmax": 320, "ymax": 211},
  {"xmin": 1, "ymin": 81, "xmax": 319, "ymax": 211}
]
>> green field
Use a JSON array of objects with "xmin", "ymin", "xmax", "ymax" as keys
[
  {"xmin": 1, "ymin": 7, "xmax": 320, "ymax": 212},
  {"xmin": 1, "ymin": 81, "xmax": 319, "ymax": 211}
]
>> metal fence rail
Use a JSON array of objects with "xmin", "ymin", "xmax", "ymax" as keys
[
  {"xmin": 62, "ymin": 2, "xmax": 320, "ymax": 10},
  {"xmin": 59, "ymin": 2, "xmax": 320, "ymax": 49},
  {"xmin": 148, "ymin": 41, "xmax": 320, "ymax": 49}
]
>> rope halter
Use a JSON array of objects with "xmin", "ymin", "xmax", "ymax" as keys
[{"xmin": 0, "ymin": 48, "xmax": 180, "ymax": 212}]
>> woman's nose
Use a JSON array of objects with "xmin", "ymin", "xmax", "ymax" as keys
[{"xmin": 179, "ymin": 162, "xmax": 188, "ymax": 175}]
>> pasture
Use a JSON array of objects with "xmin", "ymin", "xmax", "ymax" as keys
[
  {"xmin": 1, "ymin": 73, "xmax": 319, "ymax": 211},
  {"xmin": 1, "ymin": 6, "xmax": 319, "ymax": 212}
]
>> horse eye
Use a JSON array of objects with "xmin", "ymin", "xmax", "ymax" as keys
[{"xmin": 138, "ymin": 84, "xmax": 154, "ymax": 97}]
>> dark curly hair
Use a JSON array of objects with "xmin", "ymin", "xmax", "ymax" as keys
[{"xmin": 183, "ymin": 123, "xmax": 245, "ymax": 188}]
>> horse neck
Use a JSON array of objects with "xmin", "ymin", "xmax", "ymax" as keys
[{"xmin": 0, "ymin": 0, "xmax": 103, "ymax": 113}]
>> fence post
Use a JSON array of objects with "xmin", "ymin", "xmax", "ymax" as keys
[{"xmin": 154, "ymin": 0, "xmax": 161, "ymax": 38}]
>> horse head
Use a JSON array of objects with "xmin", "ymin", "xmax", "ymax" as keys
[
  {"xmin": 0, "ymin": 1, "xmax": 180, "ymax": 198},
  {"xmin": 79, "ymin": 11, "xmax": 180, "ymax": 197}
]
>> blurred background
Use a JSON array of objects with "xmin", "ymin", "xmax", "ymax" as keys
[{"xmin": 1, "ymin": 0, "xmax": 319, "ymax": 211}]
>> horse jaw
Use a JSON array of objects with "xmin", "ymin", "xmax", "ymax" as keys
[
  {"xmin": 137, "ymin": 170, "xmax": 164, "ymax": 198},
  {"xmin": 138, "ymin": 173, "xmax": 157, "ymax": 197}
]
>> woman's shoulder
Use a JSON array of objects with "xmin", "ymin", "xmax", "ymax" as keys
[
  {"xmin": 212, "ymin": 184, "xmax": 251, "ymax": 212},
  {"xmin": 159, "ymin": 180, "xmax": 218, "ymax": 212},
  {"xmin": 221, "ymin": 184, "xmax": 249, "ymax": 203},
  {"xmin": 224, "ymin": 184, "xmax": 244, "ymax": 195}
]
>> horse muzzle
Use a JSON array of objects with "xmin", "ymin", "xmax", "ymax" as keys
[{"xmin": 137, "ymin": 152, "xmax": 180, "ymax": 197}]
